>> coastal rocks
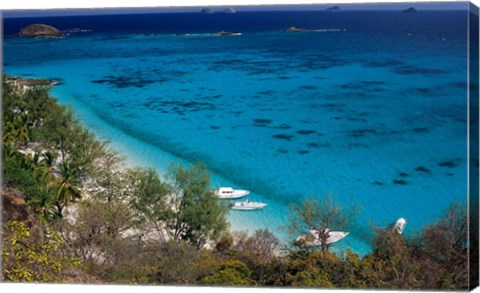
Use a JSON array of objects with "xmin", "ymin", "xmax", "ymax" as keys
[
  {"xmin": 6, "ymin": 75, "xmax": 59, "ymax": 92},
  {"xmin": 18, "ymin": 23, "xmax": 63, "ymax": 38},
  {"xmin": 2, "ymin": 187, "xmax": 45, "ymax": 244},
  {"xmin": 2, "ymin": 187, "xmax": 94, "ymax": 283}
]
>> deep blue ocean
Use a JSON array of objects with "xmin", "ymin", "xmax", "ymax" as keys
[{"xmin": 3, "ymin": 8, "xmax": 471, "ymax": 255}]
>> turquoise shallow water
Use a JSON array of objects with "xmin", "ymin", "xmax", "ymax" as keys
[{"xmin": 3, "ymin": 10, "xmax": 470, "ymax": 255}]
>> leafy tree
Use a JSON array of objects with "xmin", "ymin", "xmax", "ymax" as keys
[
  {"xmin": 412, "ymin": 203, "xmax": 469, "ymax": 289},
  {"xmin": 370, "ymin": 229, "xmax": 422, "ymax": 288},
  {"xmin": 2, "ymin": 154, "xmax": 48, "ymax": 207},
  {"xmin": 58, "ymin": 199, "xmax": 137, "ymax": 271},
  {"xmin": 152, "ymin": 240, "xmax": 203, "ymax": 285},
  {"xmin": 90, "ymin": 149, "xmax": 126, "ymax": 200},
  {"xmin": 201, "ymin": 260, "xmax": 255, "ymax": 286},
  {"xmin": 289, "ymin": 194, "xmax": 360, "ymax": 253},
  {"xmin": 127, "ymin": 167, "xmax": 171, "ymax": 241},
  {"xmin": 215, "ymin": 234, "xmax": 234, "ymax": 252},
  {"xmin": 2, "ymin": 221, "xmax": 82, "ymax": 282},
  {"xmin": 164, "ymin": 162, "xmax": 229, "ymax": 248},
  {"xmin": 61, "ymin": 124, "xmax": 107, "ymax": 179},
  {"xmin": 285, "ymin": 251, "xmax": 336, "ymax": 288}
]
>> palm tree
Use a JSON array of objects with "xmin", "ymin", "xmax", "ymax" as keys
[
  {"xmin": 13, "ymin": 114, "xmax": 31, "ymax": 146},
  {"xmin": 32, "ymin": 151, "xmax": 58, "ymax": 184},
  {"xmin": 19, "ymin": 152, "xmax": 35, "ymax": 171},
  {"xmin": 27, "ymin": 187, "xmax": 57, "ymax": 224},
  {"xmin": 2, "ymin": 141, "xmax": 19, "ymax": 160},
  {"xmin": 54, "ymin": 161, "xmax": 82, "ymax": 218},
  {"xmin": 2, "ymin": 112, "xmax": 18, "ymax": 144}
]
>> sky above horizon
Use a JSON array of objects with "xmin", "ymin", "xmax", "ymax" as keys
[{"xmin": 1, "ymin": 2, "xmax": 470, "ymax": 18}]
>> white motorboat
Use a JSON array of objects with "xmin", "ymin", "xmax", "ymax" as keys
[
  {"xmin": 295, "ymin": 228, "xmax": 349, "ymax": 248},
  {"xmin": 394, "ymin": 217, "xmax": 407, "ymax": 234},
  {"xmin": 214, "ymin": 187, "xmax": 250, "ymax": 199},
  {"xmin": 230, "ymin": 199, "xmax": 267, "ymax": 210}
]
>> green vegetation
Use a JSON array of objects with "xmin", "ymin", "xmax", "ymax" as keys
[
  {"xmin": 164, "ymin": 163, "xmax": 229, "ymax": 248},
  {"xmin": 201, "ymin": 260, "xmax": 254, "ymax": 286},
  {"xmin": 1, "ymin": 76, "xmax": 476, "ymax": 289},
  {"xmin": 2, "ymin": 221, "xmax": 82, "ymax": 282}
]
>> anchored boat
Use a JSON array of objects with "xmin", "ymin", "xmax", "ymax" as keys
[
  {"xmin": 214, "ymin": 187, "xmax": 250, "ymax": 199},
  {"xmin": 295, "ymin": 228, "xmax": 349, "ymax": 248},
  {"xmin": 230, "ymin": 199, "xmax": 267, "ymax": 210},
  {"xmin": 394, "ymin": 217, "xmax": 407, "ymax": 234}
]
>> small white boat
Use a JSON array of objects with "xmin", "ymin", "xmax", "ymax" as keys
[
  {"xmin": 214, "ymin": 187, "xmax": 250, "ymax": 199},
  {"xmin": 230, "ymin": 199, "xmax": 267, "ymax": 210},
  {"xmin": 394, "ymin": 217, "xmax": 407, "ymax": 234},
  {"xmin": 295, "ymin": 228, "xmax": 349, "ymax": 248}
]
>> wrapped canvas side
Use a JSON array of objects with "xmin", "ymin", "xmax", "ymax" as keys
[{"xmin": 469, "ymin": 2, "xmax": 480, "ymax": 290}]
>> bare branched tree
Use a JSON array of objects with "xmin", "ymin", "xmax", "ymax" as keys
[{"xmin": 289, "ymin": 194, "xmax": 360, "ymax": 253}]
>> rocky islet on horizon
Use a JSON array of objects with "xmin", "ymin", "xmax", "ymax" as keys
[
  {"xmin": 403, "ymin": 7, "xmax": 417, "ymax": 13},
  {"xmin": 17, "ymin": 23, "xmax": 90, "ymax": 39}
]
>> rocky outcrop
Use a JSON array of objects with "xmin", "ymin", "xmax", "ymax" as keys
[
  {"xmin": 6, "ymin": 75, "xmax": 59, "ymax": 93},
  {"xmin": 18, "ymin": 23, "xmax": 63, "ymax": 38},
  {"xmin": 2, "ymin": 187, "xmax": 96, "ymax": 283},
  {"xmin": 2, "ymin": 187, "xmax": 45, "ymax": 244}
]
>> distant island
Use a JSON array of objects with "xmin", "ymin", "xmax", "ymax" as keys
[
  {"xmin": 223, "ymin": 7, "xmax": 236, "ymax": 14},
  {"xmin": 403, "ymin": 7, "xmax": 417, "ymax": 13},
  {"xmin": 286, "ymin": 26, "xmax": 346, "ymax": 33},
  {"xmin": 17, "ymin": 24, "xmax": 63, "ymax": 38},
  {"xmin": 286, "ymin": 26, "xmax": 309, "ymax": 32},
  {"xmin": 201, "ymin": 7, "xmax": 237, "ymax": 14},
  {"xmin": 211, "ymin": 30, "xmax": 242, "ymax": 36},
  {"xmin": 17, "ymin": 23, "xmax": 90, "ymax": 39},
  {"xmin": 201, "ymin": 8, "xmax": 214, "ymax": 14},
  {"xmin": 326, "ymin": 6, "xmax": 341, "ymax": 11}
]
